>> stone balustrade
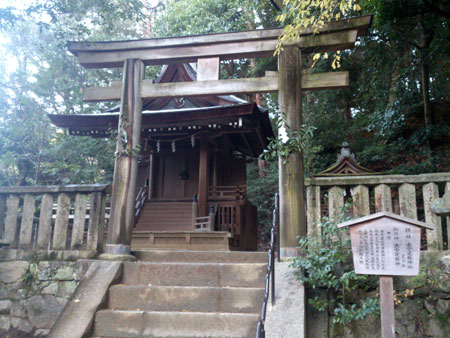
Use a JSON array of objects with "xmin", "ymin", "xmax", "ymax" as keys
[
  {"xmin": 306, "ymin": 172, "xmax": 450, "ymax": 251},
  {"xmin": 0, "ymin": 184, "xmax": 110, "ymax": 260}
]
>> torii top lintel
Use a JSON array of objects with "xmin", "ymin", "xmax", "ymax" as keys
[{"xmin": 68, "ymin": 15, "xmax": 372, "ymax": 69}]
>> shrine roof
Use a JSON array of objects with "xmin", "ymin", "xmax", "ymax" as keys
[
  {"xmin": 316, "ymin": 142, "xmax": 378, "ymax": 176},
  {"xmin": 48, "ymin": 64, "xmax": 275, "ymax": 157}
]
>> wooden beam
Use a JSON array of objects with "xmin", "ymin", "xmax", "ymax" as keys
[
  {"xmin": 286, "ymin": 29, "xmax": 358, "ymax": 52},
  {"xmin": 83, "ymin": 71, "xmax": 349, "ymax": 102},
  {"xmin": 240, "ymin": 133, "xmax": 256, "ymax": 157},
  {"xmin": 69, "ymin": 16, "xmax": 371, "ymax": 54},
  {"xmin": 70, "ymin": 30, "xmax": 286, "ymax": 54},
  {"xmin": 197, "ymin": 57, "xmax": 220, "ymax": 81},
  {"xmin": 76, "ymin": 29, "xmax": 359, "ymax": 68},
  {"xmin": 301, "ymin": 71, "xmax": 349, "ymax": 90},
  {"xmin": 255, "ymin": 124, "xmax": 267, "ymax": 149}
]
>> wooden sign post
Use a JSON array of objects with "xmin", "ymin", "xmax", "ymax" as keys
[{"xmin": 338, "ymin": 212, "xmax": 433, "ymax": 338}]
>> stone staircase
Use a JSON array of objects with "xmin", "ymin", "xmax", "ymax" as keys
[{"xmin": 91, "ymin": 250, "xmax": 267, "ymax": 337}]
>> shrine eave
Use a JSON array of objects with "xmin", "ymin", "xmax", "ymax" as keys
[{"xmin": 48, "ymin": 103, "xmax": 274, "ymax": 157}]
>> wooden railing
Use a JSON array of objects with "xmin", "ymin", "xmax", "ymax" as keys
[
  {"xmin": 214, "ymin": 201, "xmax": 240, "ymax": 234},
  {"xmin": 208, "ymin": 185, "xmax": 246, "ymax": 200},
  {"xmin": 256, "ymin": 193, "xmax": 279, "ymax": 338},
  {"xmin": 306, "ymin": 172, "xmax": 450, "ymax": 251},
  {"xmin": 0, "ymin": 184, "xmax": 109, "ymax": 260},
  {"xmin": 190, "ymin": 196, "xmax": 215, "ymax": 231},
  {"xmin": 211, "ymin": 200, "xmax": 258, "ymax": 250},
  {"xmin": 135, "ymin": 181, "xmax": 149, "ymax": 223}
]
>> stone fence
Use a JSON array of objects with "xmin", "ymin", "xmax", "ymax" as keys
[
  {"xmin": 306, "ymin": 172, "xmax": 450, "ymax": 251},
  {"xmin": 0, "ymin": 184, "xmax": 110, "ymax": 260}
]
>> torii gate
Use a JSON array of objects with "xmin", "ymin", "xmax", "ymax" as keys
[{"xmin": 68, "ymin": 15, "xmax": 371, "ymax": 258}]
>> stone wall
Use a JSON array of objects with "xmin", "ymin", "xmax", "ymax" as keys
[
  {"xmin": 306, "ymin": 251, "xmax": 450, "ymax": 338},
  {"xmin": 0, "ymin": 260, "xmax": 89, "ymax": 337}
]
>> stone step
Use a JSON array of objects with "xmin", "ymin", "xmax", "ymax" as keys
[
  {"xmin": 122, "ymin": 262, "xmax": 266, "ymax": 288},
  {"xmin": 108, "ymin": 285, "xmax": 264, "ymax": 313},
  {"xmin": 130, "ymin": 232, "xmax": 231, "ymax": 251},
  {"xmin": 93, "ymin": 310, "xmax": 258, "ymax": 338},
  {"xmin": 133, "ymin": 250, "xmax": 268, "ymax": 263}
]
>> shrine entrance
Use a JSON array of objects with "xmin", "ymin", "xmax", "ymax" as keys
[{"xmin": 50, "ymin": 15, "xmax": 371, "ymax": 256}]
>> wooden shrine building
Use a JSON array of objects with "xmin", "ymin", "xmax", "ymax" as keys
[
  {"xmin": 50, "ymin": 63, "xmax": 273, "ymax": 251},
  {"xmin": 47, "ymin": 15, "xmax": 371, "ymax": 258}
]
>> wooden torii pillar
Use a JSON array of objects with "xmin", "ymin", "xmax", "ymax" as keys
[
  {"xmin": 105, "ymin": 59, "xmax": 145, "ymax": 256},
  {"xmin": 278, "ymin": 46, "xmax": 306, "ymax": 258},
  {"xmin": 68, "ymin": 16, "xmax": 371, "ymax": 258}
]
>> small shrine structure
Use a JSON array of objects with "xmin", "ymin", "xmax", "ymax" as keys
[
  {"xmin": 316, "ymin": 142, "xmax": 377, "ymax": 176},
  {"xmin": 50, "ymin": 63, "xmax": 273, "ymax": 251}
]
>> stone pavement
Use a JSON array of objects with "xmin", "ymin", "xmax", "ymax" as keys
[{"xmin": 265, "ymin": 261, "xmax": 305, "ymax": 338}]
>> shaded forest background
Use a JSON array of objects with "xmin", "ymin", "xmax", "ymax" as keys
[{"xmin": 0, "ymin": 0, "xmax": 449, "ymax": 229}]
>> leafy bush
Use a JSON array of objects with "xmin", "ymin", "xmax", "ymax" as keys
[{"xmin": 291, "ymin": 203, "xmax": 380, "ymax": 325}]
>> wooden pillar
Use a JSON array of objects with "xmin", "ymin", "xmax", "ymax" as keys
[
  {"xmin": 278, "ymin": 46, "xmax": 306, "ymax": 258},
  {"xmin": 212, "ymin": 152, "xmax": 219, "ymax": 187},
  {"xmin": 106, "ymin": 58, "xmax": 145, "ymax": 253},
  {"xmin": 380, "ymin": 276, "xmax": 395, "ymax": 338},
  {"xmin": 148, "ymin": 154, "xmax": 154, "ymax": 199},
  {"xmin": 198, "ymin": 136, "xmax": 209, "ymax": 216}
]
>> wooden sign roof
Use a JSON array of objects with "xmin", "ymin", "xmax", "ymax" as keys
[{"xmin": 338, "ymin": 211, "xmax": 434, "ymax": 230}]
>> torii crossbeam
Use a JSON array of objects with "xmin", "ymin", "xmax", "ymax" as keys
[{"xmin": 68, "ymin": 15, "xmax": 371, "ymax": 258}]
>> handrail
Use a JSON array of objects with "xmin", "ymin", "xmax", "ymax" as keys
[
  {"xmin": 208, "ymin": 185, "xmax": 246, "ymax": 201},
  {"xmin": 134, "ymin": 179, "xmax": 149, "ymax": 221},
  {"xmin": 256, "ymin": 192, "xmax": 279, "ymax": 338}
]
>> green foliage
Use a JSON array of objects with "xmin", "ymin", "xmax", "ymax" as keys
[
  {"xmin": 246, "ymin": 160, "xmax": 278, "ymax": 239},
  {"xmin": 276, "ymin": 0, "xmax": 362, "ymax": 67},
  {"xmin": 0, "ymin": 0, "xmax": 143, "ymax": 186},
  {"xmin": 260, "ymin": 108, "xmax": 316, "ymax": 164},
  {"xmin": 0, "ymin": 0, "xmax": 448, "ymax": 188},
  {"xmin": 292, "ymin": 203, "xmax": 380, "ymax": 324},
  {"xmin": 275, "ymin": 0, "xmax": 450, "ymax": 175}
]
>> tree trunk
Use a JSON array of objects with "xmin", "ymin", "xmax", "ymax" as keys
[{"xmin": 421, "ymin": 61, "xmax": 434, "ymax": 127}]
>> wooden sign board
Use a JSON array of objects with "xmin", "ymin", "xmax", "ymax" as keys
[
  {"xmin": 338, "ymin": 212, "xmax": 434, "ymax": 338},
  {"xmin": 338, "ymin": 212, "xmax": 433, "ymax": 276},
  {"xmin": 349, "ymin": 218, "xmax": 421, "ymax": 276}
]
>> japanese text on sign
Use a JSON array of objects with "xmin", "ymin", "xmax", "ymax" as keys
[{"xmin": 349, "ymin": 219, "xmax": 420, "ymax": 276}]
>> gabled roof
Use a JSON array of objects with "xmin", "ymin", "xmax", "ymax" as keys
[
  {"xmin": 316, "ymin": 142, "xmax": 376, "ymax": 176},
  {"xmin": 337, "ymin": 211, "xmax": 434, "ymax": 230},
  {"xmin": 106, "ymin": 63, "xmax": 245, "ymax": 112}
]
